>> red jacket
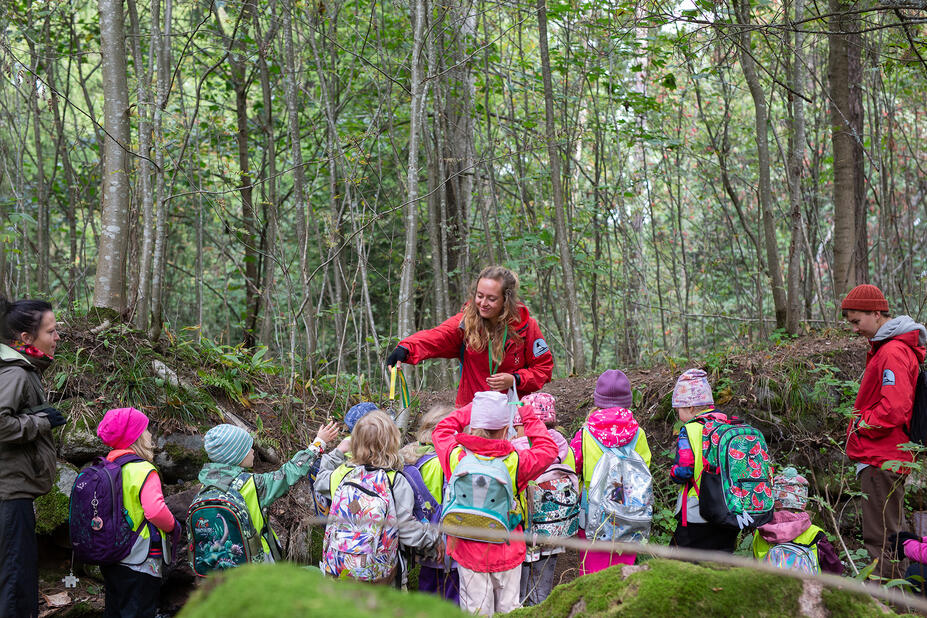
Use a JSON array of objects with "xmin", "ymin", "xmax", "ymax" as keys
[
  {"xmin": 847, "ymin": 328, "xmax": 926, "ymax": 470},
  {"xmin": 432, "ymin": 402, "xmax": 558, "ymax": 572},
  {"xmin": 399, "ymin": 305, "xmax": 553, "ymax": 407}
]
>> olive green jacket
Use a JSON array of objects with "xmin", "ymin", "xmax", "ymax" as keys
[{"xmin": 0, "ymin": 344, "xmax": 56, "ymax": 500}]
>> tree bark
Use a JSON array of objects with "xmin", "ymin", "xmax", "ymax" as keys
[
  {"xmin": 735, "ymin": 0, "xmax": 787, "ymax": 330},
  {"xmin": 397, "ymin": 0, "xmax": 428, "ymax": 341},
  {"xmin": 537, "ymin": 0, "xmax": 585, "ymax": 374},
  {"xmin": 786, "ymin": 0, "xmax": 807, "ymax": 334},
  {"xmin": 93, "ymin": 0, "xmax": 132, "ymax": 313}
]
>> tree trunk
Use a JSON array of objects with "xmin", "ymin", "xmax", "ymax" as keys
[
  {"xmin": 397, "ymin": 0, "xmax": 428, "ymax": 341},
  {"xmin": 255, "ymin": 6, "xmax": 278, "ymax": 346},
  {"xmin": 283, "ymin": 0, "xmax": 318, "ymax": 359},
  {"xmin": 93, "ymin": 0, "xmax": 132, "ymax": 313},
  {"xmin": 148, "ymin": 0, "xmax": 171, "ymax": 341},
  {"xmin": 829, "ymin": 0, "xmax": 859, "ymax": 296},
  {"xmin": 537, "ymin": 0, "xmax": 585, "ymax": 374},
  {"xmin": 786, "ymin": 0, "xmax": 807, "ymax": 334},
  {"xmin": 127, "ymin": 0, "xmax": 155, "ymax": 329},
  {"xmin": 735, "ymin": 0, "xmax": 787, "ymax": 330}
]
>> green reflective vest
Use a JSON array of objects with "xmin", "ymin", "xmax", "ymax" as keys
[
  {"xmin": 752, "ymin": 523, "xmax": 824, "ymax": 563},
  {"xmin": 122, "ymin": 460, "xmax": 167, "ymax": 546}
]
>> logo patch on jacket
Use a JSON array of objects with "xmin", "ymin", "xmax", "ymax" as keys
[
  {"xmin": 883, "ymin": 369, "xmax": 896, "ymax": 386},
  {"xmin": 533, "ymin": 338, "xmax": 550, "ymax": 357}
]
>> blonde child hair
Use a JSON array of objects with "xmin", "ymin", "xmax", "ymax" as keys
[
  {"xmin": 131, "ymin": 429, "xmax": 155, "ymax": 462},
  {"xmin": 352, "ymin": 410, "xmax": 403, "ymax": 470},
  {"xmin": 401, "ymin": 404, "xmax": 454, "ymax": 464}
]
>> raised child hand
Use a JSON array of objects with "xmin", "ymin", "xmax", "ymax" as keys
[{"xmin": 315, "ymin": 421, "xmax": 340, "ymax": 446}]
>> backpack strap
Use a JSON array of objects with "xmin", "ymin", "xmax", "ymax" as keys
[
  {"xmin": 403, "ymin": 460, "xmax": 440, "ymax": 519},
  {"xmin": 229, "ymin": 471, "xmax": 282, "ymax": 561}
]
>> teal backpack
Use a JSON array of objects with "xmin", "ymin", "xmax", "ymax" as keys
[
  {"xmin": 441, "ymin": 448, "xmax": 521, "ymax": 543},
  {"xmin": 187, "ymin": 472, "xmax": 277, "ymax": 576}
]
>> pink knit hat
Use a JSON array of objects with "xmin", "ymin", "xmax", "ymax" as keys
[
  {"xmin": 97, "ymin": 407, "xmax": 150, "ymax": 449},
  {"xmin": 672, "ymin": 369, "xmax": 714, "ymax": 408},
  {"xmin": 514, "ymin": 392, "xmax": 556, "ymax": 426}
]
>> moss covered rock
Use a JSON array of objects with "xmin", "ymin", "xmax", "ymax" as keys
[
  {"xmin": 34, "ymin": 462, "xmax": 78, "ymax": 535},
  {"xmin": 177, "ymin": 562, "xmax": 465, "ymax": 618},
  {"xmin": 509, "ymin": 559, "xmax": 905, "ymax": 617}
]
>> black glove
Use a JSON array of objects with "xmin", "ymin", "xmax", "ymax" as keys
[
  {"xmin": 40, "ymin": 407, "xmax": 67, "ymax": 429},
  {"xmin": 889, "ymin": 531, "xmax": 919, "ymax": 560},
  {"xmin": 386, "ymin": 346, "xmax": 409, "ymax": 368}
]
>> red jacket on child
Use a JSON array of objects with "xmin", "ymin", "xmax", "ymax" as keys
[
  {"xmin": 846, "ymin": 318, "xmax": 926, "ymax": 471},
  {"xmin": 399, "ymin": 304, "xmax": 553, "ymax": 407},
  {"xmin": 432, "ymin": 402, "xmax": 558, "ymax": 572}
]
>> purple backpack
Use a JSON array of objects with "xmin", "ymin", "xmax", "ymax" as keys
[
  {"xmin": 402, "ymin": 453, "xmax": 441, "ymax": 524},
  {"xmin": 69, "ymin": 454, "xmax": 146, "ymax": 565}
]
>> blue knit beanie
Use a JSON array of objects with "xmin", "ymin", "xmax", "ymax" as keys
[
  {"xmin": 204, "ymin": 424, "xmax": 254, "ymax": 465},
  {"xmin": 345, "ymin": 402, "xmax": 379, "ymax": 431}
]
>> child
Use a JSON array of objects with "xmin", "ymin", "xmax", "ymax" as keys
[
  {"xmin": 512, "ymin": 392, "xmax": 576, "ymax": 606},
  {"xmin": 345, "ymin": 401, "xmax": 378, "ymax": 432},
  {"xmin": 890, "ymin": 530, "xmax": 927, "ymax": 593},
  {"xmin": 433, "ymin": 391, "xmax": 558, "ymax": 616},
  {"xmin": 191, "ymin": 420, "xmax": 339, "ymax": 571},
  {"xmin": 316, "ymin": 410, "xmax": 442, "ymax": 585},
  {"xmin": 570, "ymin": 369, "xmax": 652, "ymax": 574},
  {"xmin": 96, "ymin": 407, "xmax": 180, "ymax": 618},
  {"xmin": 752, "ymin": 467, "xmax": 843, "ymax": 574},
  {"xmin": 400, "ymin": 404, "xmax": 458, "ymax": 602},
  {"xmin": 669, "ymin": 368, "xmax": 739, "ymax": 552}
]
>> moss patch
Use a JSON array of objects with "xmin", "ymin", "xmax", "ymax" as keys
[
  {"xmin": 177, "ymin": 562, "xmax": 465, "ymax": 618},
  {"xmin": 34, "ymin": 488, "xmax": 71, "ymax": 534},
  {"xmin": 509, "ymin": 559, "xmax": 904, "ymax": 617}
]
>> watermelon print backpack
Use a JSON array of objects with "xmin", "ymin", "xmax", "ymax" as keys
[
  {"xmin": 322, "ymin": 466, "xmax": 400, "ymax": 582},
  {"xmin": 695, "ymin": 416, "xmax": 774, "ymax": 530},
  {"xmin": 525, "ymin": 463, "xmax": 580, "ymax": 539},
  {"xmin": 764, "ymin": 542, "xmax": 820, "ymax": 575},
  {"xmin": 187, "ymin": 472, "xmax": 269, "ymax": 576}
]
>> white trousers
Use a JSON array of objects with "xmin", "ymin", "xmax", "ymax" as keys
[{"xmin": 458, "ymin": 564, "xmax": 522, "ymax": 616}]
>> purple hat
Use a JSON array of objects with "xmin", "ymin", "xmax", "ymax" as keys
[
  {"xmin": 594, "ymin": 370, "xmax": 633, "ymax": 409},
  {"xmin": 672, "ymin": 369, "xmax": 714, "ymax": 408}
]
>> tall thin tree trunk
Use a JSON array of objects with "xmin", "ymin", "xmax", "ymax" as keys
[
  {"xmin": 28, "ymin": 34, "xmax": 49, "ymax": 295},
  {"xmin": 537, "ymin": 0, "xmax": 585, "ymax": 374},
  {"xmin": 255, "ymin": 6, "xmax": 278, "ymax": 346},
  {"xmin": 786, "ymin": 0, "xmax": 807, "ymax": 334},
  {"xmin": 283, "ymin": 0, "xmax": 317, "ymax": 359},
  {"xmin": 735, "ymin": 0, "xmax": 787, "ymax": 330},
  {"xmin": 148, "ymin": 0, "xmax": 171, "ymax": 340},
  {"xmin": 397, "ymin": 0, "xmax": 428, "ymax": 342},
  {"xmin": 94, "ymin": 0, "xmax": 132, "ymax": 313}
]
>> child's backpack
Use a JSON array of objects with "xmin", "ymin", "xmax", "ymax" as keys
[
  {"xmin": 309, "ymin": 457, "xmax": 332, "ymax": 517},
  {"xmin": 69, "ymin": 454, "xmax": 146, "ymax": 565},
  {"xmin": 583, "ymin": 431, "xmax": 653, "ymax": 543},
  {"xmin": 442, "ymin": 448, "xmax": 520, "ymax": 543},
  {"xmin": 322, "ymin": 466, "xmax": 400, "ymax": 582},
  {"xmin": 525, "ymin": 463, "xmax": 580, "ymax": 539},
  {"xmin": 906, "ymin": 368, "xmax": 927, "ymax": 445},
  {"xmin": 402, "ymin": 453, "xmax": 441, "ymax": 524},
  {"xmin": 694, "ymin": 416, "xmax": 774, "ymax": 530},
  {"xmin": 187, "ymin": 472, "xmax": 270, "ymax": 576},
  {"xmin": 763, "ymin": 542, "xmax": 820, "ymax": 575}
]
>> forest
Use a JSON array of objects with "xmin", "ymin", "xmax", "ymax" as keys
[{"xmin": 1, "ymin": 0, "xmax": 926, "ymax": 385}]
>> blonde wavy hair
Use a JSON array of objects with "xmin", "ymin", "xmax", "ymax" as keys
[
  {"xmin": 351, "ymin": 410, "xmax": 403, "ymax": 470},
  {"xmin": 461, "ymin": 265, "xmax": 523, "ymax": 363},
  {"xmin": 400, "ymin": 404, "xmax": 454, "ymax": 464},
  {"xmin": 130, "ymin": 430, "xmax": 155, "ymax": 462}
]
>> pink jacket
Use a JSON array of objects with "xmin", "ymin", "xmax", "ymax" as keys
[
  {"xmin": 511, "ymin": 428, "xmax": 571, "ymax": 463},
  {"xmin": 107, "ymin": 449, "xmax": 176, "ymax": 532},
  {"xmin": 432, "ymin": 403, "xmax": 558, "ymax": 572},
  {"xmin": 569, "ymin": 407, "xmax": 640, "ymax": 474}
]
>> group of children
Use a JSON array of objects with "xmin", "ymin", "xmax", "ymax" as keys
[{"xmin": 83, "ymin": 367, "xmax": 852, "ymax": 618}]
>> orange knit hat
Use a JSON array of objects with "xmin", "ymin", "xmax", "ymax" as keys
[{"xmin": 841, "ymin": 284, "xmax": 889, "ymax": 312}]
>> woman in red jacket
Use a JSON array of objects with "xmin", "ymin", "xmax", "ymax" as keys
[{"xmin": 386, "ymin": 266, "xmax": 553, "ymax": 407}]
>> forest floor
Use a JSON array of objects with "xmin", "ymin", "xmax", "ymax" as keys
[{"xmin": 36, "ymin": 324, "xmax": 878, "ymax": 616}]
